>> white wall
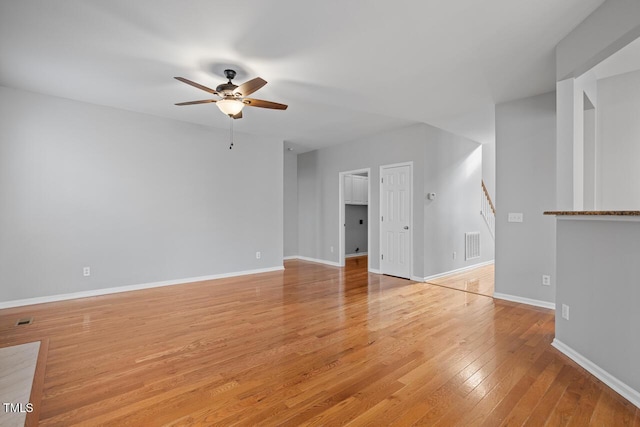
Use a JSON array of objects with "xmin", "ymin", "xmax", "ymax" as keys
[
  {"xmin": 495, "ymin": 92, "xmax": 556, "ymax": 305},
  {"xmin": 596, "ymin": 70, "xmax": 640, "ymax": 209},
  {"xmin": 481, "ymin": 141, "xmax": 496, "ymax": 203},
  {"xmin": 297, "ymin": 123, "xmax": 494, "ymax": 279},
  {"xmin": 0, "ymin": 86, "xmax": 284, "ymax": 303},
  {"xmin": 555, "ymin": 78, "xmax": 576, "ymax": 210},
  {"xmin": 555, "ymin": 0, "xmax": 640, "ymax": 210},
  {"xmin": 583, "ymin": 106, "xmax": 596, "ymax": 209},
  {"xmin": 283, "ymin": 149, "xmax": 298, "ymax": 257},
  {"xmin": 556, "ymin": 72, "xmax": 598, "ymax": 211}
]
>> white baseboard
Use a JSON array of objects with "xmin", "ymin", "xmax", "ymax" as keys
[
  {"xmin": 345, "ymin": 252, "xmax": 368, "ymax": 258},
  {"xmin": 283, "ymin": 256, "xmax": 298, "ymax": 260},
  {"xmin": 292, "ymin": 256, "xmax": 341, "ymax": 267},
  {"xmin": 419, "ymin": 260, "xmax": 495, "ymax": 282},
  {"xmin": 493, "ymin": 292, "xmax": 555, "ymax": 310},
  {"xmin": 552, "ymin": 339, "xmax": 640, "ymax": 409},
  {"xmin": 0, "ymin": 266, "xmax": 285, "ymax": 310},
  {"xmin": 369, "ymin": 268, "xmax": 381, "ymax": 274}
]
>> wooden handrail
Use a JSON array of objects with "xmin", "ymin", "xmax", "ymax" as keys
[{"xmin": 481, "ymin": 180, "xmax": 495, "ymax": 215}]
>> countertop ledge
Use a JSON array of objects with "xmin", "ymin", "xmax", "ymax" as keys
[{"xmin": 544, "ymin": 211, "xmax": 640, "ymax": 216}]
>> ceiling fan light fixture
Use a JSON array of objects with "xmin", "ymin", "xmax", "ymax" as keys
[{"xmin": 217, "ymin": 99, "xmax": 244, "ymax": 116}]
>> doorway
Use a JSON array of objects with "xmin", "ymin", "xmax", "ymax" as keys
[
  {"xmin": 338, "ymin": 168, "xmax": 371, "ymax": 268},
  {"xmin": 379, "ymin": 162, "xmax": 413, "ymax": 279}
]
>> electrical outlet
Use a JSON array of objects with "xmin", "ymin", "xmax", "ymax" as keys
[
  {"xmin": 542, "ymin": 275, "xmax": 551, "ymax": 286},
  {"xmin": 562, "ymin": 304, "xmax": 570, "ymax": 320},
  {"xmin": 453, "ymin": 251, "xmax": 457, "ymax": 260},
  {"xmin": 256, "ymin": 251, "xmax": 261, "ymax": 259},
  {"xmin": 508, "ymin": 212, "xmax": 524, "ymax": 223},
  {"xmin": 83, "ymin": 267, "xmax": 91, "ymax": 277}
]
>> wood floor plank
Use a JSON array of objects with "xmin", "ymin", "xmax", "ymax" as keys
[
  {"xmin": 499, "ymin": 353, "xmax": 566, "ymax": 426},
  {"xmin": 0, "ymin": 257, "xmax": 637, "ymax": 425},
  {"xmin": 426, "ymin": 263, "xmax": 495, "ymax": 297},
  {"xmin": 545, "ymin": 375, "xmax": 586, "ymax": 426},
  {"xmin": 479, "ymin": 347, "xmax": 556, "ymax": 427},
  {"xmin": 566, "ymin": 377, "xmax": 603, "ymax": 427},
  {"xmin": 590, "ymin": 388, "xmax": 638, "ymax": 426},
  {"xmin": 522, "ymin": 364, "xmax": 582, "ymax": 426},
  {"xmin": 431, "ymin": 324, "xmax": 552, "ymax": 426}
]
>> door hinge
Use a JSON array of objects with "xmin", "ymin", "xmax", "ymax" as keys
[
  {"xmin": 381, "ymin": 216, "xmax": 384, "ymax": 222},
  {"xmin": 381, "ymin": 177, "xmax": 384, "ymax": 184},
  {"xmin": 381, "ymin": 254, "xmax": 384, "ymax": 260}
]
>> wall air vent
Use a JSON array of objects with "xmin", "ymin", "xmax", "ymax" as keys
[{"xmin": 465, "ymin": 232, "xmax": 480, "ymax": 260}]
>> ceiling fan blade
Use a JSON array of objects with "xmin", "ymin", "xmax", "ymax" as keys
[
  {"xmin": 243, "ymin": 98, "xmax": 288, "ymax": 110},
  {"xmin": 233, "ymin": 77, "xmax": 267, "ymax": 97},
  {"xmin": 174, "ymin": 77, "xmax": 218, "ymax": 95},
  {"xmin": 175, "ymin": 99, "xmax": 217, "ymax": 106},
  {"xmin": 232, "ymin": 111, "xmax": 243, "ymax": 119}
]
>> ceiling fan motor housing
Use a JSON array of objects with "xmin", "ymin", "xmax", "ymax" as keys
[
  {"xmin": 216, "ymin": 82, "xmax": 239, "ymax": 94},
  {"xmin": 216, "ymin": 69, "xmax": 239, "ymax": 95}
]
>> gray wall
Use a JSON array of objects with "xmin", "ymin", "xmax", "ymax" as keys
[
  {"xmin": 555, "ymin": 218, "xmax": 640, "ymax": 395},
  {"xmin": 345, "ymin": 204, "xmax": 367, "ymax": 255},
  {"xmin": 597, "ymin": 70, "xmax": 640, "ymax": 209},
  {"xmin": 495, "ymin": 92, "xmax": 556, "ymax": 304},
  {"xmin": 297, "ymin": 123, "xmax": 494, "ymax": 279},
  {"xmin": 0, "ymin": 86, "xmax": 284, "ymax": 303},
  {"xmin": 297, "ymin": 124, "xmax": 425, "ymax": 273},
  {"xmin": 283, "ymin": 149, "xmax": 298, "ymax": 257},
  {"xmin": 423, "ymin": 130, "xmax": 493, "ymax": 277}
]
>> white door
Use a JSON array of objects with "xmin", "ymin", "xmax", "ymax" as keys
[{"xmin": 380, "ymin": 164, "xmax": 411, "ymax": 278}]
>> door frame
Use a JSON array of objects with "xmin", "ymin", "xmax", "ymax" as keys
[
  {"xmin": 338, "ymin": 168, "xmax": 371, "ymax": 268},
  {"xmin": 379, "ymin": 161, "xmax": 413, "ymax": 279}
]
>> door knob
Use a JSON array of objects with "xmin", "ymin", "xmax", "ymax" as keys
[{"xmin": 404, "ymin": 226, "xmax": 409, "ymax": 230}]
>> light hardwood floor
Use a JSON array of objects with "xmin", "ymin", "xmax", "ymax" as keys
[
  {"xmin": 0, "ymin": 258, "xmax": 638, "ymax": 426},
  {"xmin": 426, "ymin": 263, "xmax": 495, "ymax": 297}
]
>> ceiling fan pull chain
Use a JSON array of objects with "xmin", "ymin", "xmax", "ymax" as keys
[{"xmin": 229, "ymin": 116, "xmax": 234, "ymax": 149}]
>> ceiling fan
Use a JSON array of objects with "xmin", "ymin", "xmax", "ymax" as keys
[{"xmin": 174, "ymin": 69, "xmax": 288, "ymax": 119}]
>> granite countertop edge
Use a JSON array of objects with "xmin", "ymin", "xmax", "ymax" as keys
[{"xmin": 543, "ymin": 211, "xmax": 640, "ymax": 216}]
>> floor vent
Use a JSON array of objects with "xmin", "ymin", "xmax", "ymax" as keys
[
  {"xmin": 15, "ymin": 317, "xmax": 33, "ymax": 326},
  {"xmin": 465, "ymin": 232, "xmax": 480, "ymax": 260}
]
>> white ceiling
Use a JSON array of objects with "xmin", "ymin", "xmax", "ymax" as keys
[{"xmin": 0, "ymin": 0, "xmax": 605, "ymax": 152}]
